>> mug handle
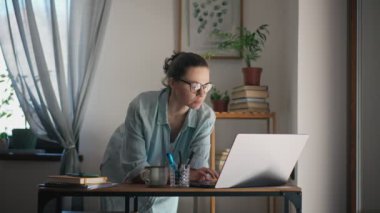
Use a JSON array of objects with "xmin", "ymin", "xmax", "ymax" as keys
[{"xmin": 140, "ymin": 169, "xmax": 150, "ymax": 184}]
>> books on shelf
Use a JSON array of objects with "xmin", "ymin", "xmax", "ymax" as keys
[
  {"xmin": 230, "ymin": 101, "xmax": 269, "ymax": 110},
  {"xmin": 47, "ymin": 175, "xmax": 108, "ymax": 185},
  {"xmin": 230, "ymin": 97, "xmax": 267, "ymax": 104},
  {"xmin": 231, "ymin": 89, "xmax": 269, "ymax": 99},
  {"xmin": 232, "ymin": 85, "xmax": 268, "ymax": 91},
  {"xmin": 231, "ymin": 85, "xmax": 269, "ymax": 99},
  {"xmin": 216, "ymin": 153, "xmax": 229, "ymax": 161},
  {"xmin": 229, "ymin": 84, "xmax": 270, "ymax": 113},
  {"xmin": 215, "ymin": 149, "xmax": 230, "ymax": 172},
  {"xmin": 229, "ymin": 108, "xmax": 270, "ymax": 113}
]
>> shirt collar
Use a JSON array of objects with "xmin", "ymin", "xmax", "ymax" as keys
[
  {"xmin": 157, "ymin": 88, "xmax": 169, "ymax": 125},
  {"xmin": 186, "ymin": 108, "xmax": 197, "ymax": 128},
  {"xmin": 157, "ymin": 88, "xmax": 198, "ymax": 128}
]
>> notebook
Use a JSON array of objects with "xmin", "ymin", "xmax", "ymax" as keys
[{"xmin": 190, "ymin": 134, "xmax": 308, "ymax": 188}]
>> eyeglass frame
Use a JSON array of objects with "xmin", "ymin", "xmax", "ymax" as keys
[{"xmin": 178, "ymin": 79, "xmax": 213, "ymax": 94}]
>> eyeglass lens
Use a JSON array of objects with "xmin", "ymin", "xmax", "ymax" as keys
[{"xmin": 190, "ymin": 83, "xmax": 212, "ymax": 93}]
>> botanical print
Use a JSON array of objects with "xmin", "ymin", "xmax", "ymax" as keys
[
  {"xmin": 180, "ymin": 0, "xmax": 241, "ymax": 58},
  {"xmin": 192, "ymin": 0, "xmax": 230, "ymax": 34}
]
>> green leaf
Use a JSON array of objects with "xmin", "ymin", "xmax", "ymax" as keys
[{"xmin": 211, "ymin": 24, "xmax": 269, "ymax": 66}]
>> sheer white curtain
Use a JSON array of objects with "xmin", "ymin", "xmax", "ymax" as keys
[{"xmin": 0, "ymin": 0, "xmax": 111, "ymax": 174}]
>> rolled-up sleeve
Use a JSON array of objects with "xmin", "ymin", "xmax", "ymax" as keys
[
  {"xmin": 189, "ymin": 118, "xmax": 215, "ymax": 169},
  {"xmin": 120, "ymin": 100, "xmax": 149, "ymax": 182}
]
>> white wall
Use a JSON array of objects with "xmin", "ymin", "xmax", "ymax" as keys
[
  {"xmin": 0, "ymin": 161, "xmax": 61, "ymax": 213},
  {"xmin": 80, "ymin": 0, "xmax": 176, "ymax": 175},
  {"xmin": 297, "ymin": 0, "xmax": 347, "ymax": 213}
]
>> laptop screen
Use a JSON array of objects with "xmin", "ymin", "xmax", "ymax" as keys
[{"xmin": 214, "ymin": 134, "xmax": 308, "ymax": 188}]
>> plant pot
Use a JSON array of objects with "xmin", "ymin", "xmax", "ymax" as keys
[
  {"xmin": 242, "ymin": 67, "xmax": 262, "ymax": 86},
  {"xmin": 0, "ymin": 133, "xmax": 9, "ymax": 150},
  {"xmin": 0, "ymin": 139, "xmax": 9, "ymax": 150},
  {"xmin": 212, "ymin": 100, "xmax": 229, "ymax": 112},
  {"xmin": 10, "ymin": 128, "xmax": 37, "ymax": 149}
]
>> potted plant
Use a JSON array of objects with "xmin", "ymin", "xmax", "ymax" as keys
[
  {"xmin": 0, "ymin": 132, "xmax": 9, "ymax": 150},
  {"xmin": 210, "ymin": 87, "xmax": 229, "ymax": 112},
  {"xmin": 0, "ymin": 73, "xmax": 15, "ymax": 150},
  {"xmin": 10, "ymin": 128, "xmax": 37, "ymax": 149},
  {"xmin": 0, "ymin": 73, "xmax": 14, "ymax": 121},
  {"xmin": 213, "ymin": 24, "xmax": 269, "ymax": 85},
  {"xmin": 0, "ymin": 72, "xmax": 36, "ymax": 150}
]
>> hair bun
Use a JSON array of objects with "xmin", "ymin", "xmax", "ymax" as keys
[{"xmin": 163, "ymin": 51, "xmax": 182, "ymax": 74}]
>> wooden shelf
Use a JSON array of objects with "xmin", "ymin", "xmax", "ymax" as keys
[
  {"xmin": 210, "ymin": 111, "xmax": 277, "ymax": 213},
  {"xmin": 211, "ymin": 111, "xmax": 276, "ymax": 169},
  {"xmin": 215, "ymin": 111, "xmax": 276, "ymax": 119}
]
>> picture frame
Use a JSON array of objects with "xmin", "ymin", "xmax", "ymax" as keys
[{"xmin": 178, "ymin": 0, "xmax": 243, "ymax": 59}]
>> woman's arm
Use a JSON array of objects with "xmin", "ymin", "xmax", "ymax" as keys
[
  {"xmin": 189, "ymin": 114, "xmax": 218, "ymax": 181},
  {"xmin": 120, "ymin": 100, "xmax": 150, "ymax": 183}
]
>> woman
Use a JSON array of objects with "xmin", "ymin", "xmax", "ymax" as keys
[{"xmin": 120, "ymin": 52, "xmax": 218, "ymax": 212}]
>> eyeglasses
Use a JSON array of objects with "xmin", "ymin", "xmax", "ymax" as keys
[{"xmin": 179, "ymin": 79, "xmax": 213, "ymax": 94}]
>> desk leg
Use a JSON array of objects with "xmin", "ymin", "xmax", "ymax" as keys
[
  {"xmin": 284, "ymin": 196, "xmax": 289, "ymax": 213},
  {"xmin": 124, "ymin": 196, "xmax": 138, "ymax": 213},
  {"xmin": 210, "ymin": 197, "xmax": 216, "ymax": 213},
  {"xmin": 125, "ymin": 196, "xmax": 130, "ymax": 213},
  {"xmin": 134, "ymin": 197, "xmax": 138, "ymax": 212},
  {"xmin": 284, "ymin": 192, "xmax": 302, "ymax": 213},
  {"xmin": 56, "ymin": 197, "xmax": 62, "ymax": 213},
  {"xmin": 37, "ymin": 191, "xmax": 57, "ymax": 213}
]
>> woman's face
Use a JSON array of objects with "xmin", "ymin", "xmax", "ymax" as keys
[{"xmin": 170, "ymin": 66, "xmax": 211, "ymax": 110}]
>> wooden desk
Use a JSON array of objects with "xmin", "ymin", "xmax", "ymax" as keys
[{"xmin": 37, "ymin": 184, "xmax": 302, "ymax": 213}]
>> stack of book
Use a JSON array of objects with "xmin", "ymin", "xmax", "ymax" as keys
[
  {"xmin": 44, "ymin": 173, "xmax": 112, "ymax": 189},
  {"xmin": 215, "ymin": 148, "xmax": 230, "ymax": 172},
  {"xmin": 230, "ymin": 85, "xmax": 270, "ymax": 113}
]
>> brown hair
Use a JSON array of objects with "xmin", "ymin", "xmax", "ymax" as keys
[{"xmin": 162, "ymin": 52, "xmax": 208, "ymax": 86}]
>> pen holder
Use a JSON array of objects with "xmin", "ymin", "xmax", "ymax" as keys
[{"xmin": 169, "ymin": 164, "xmax": 190, "ymax": 187}]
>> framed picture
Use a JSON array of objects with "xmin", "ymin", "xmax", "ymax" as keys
[{"xmin": 178, "ymin": 0, "xmax": 243, "ymax": 59}]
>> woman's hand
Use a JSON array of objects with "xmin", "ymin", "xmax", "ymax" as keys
[{"xmin": 190, "ymin": 167, "xmax": 219, "ymax": 181}]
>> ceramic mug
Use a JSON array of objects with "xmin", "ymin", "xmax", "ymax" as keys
[{"xmin": 141, "ymin": 166, "xmax": 168, "ymax": 187}]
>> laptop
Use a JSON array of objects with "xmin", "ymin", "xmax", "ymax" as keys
[{"xmin": 190, "ymin": 134, "xmax": 308, "ymax": 188}]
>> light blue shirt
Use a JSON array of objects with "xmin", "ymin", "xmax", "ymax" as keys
[{"xmin": 120, "ymin": 88, "xmax": 215, "ymax": 213}]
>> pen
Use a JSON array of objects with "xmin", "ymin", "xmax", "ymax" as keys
[
  {"xmin": 185, "ymin": 151, "xmax": 195, "ymax": 167},
  {"xmin": 166, "ymin": 153, "xmax": 177, "ymax": 171}
]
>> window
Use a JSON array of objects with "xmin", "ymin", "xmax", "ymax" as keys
[
  {"xmin": 0, "ymin": 49, "xmax": 28, "ymax": 135},
  {"xmin": 0, "ymin": 50, "xmax": 63, "ymax": 154}
]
